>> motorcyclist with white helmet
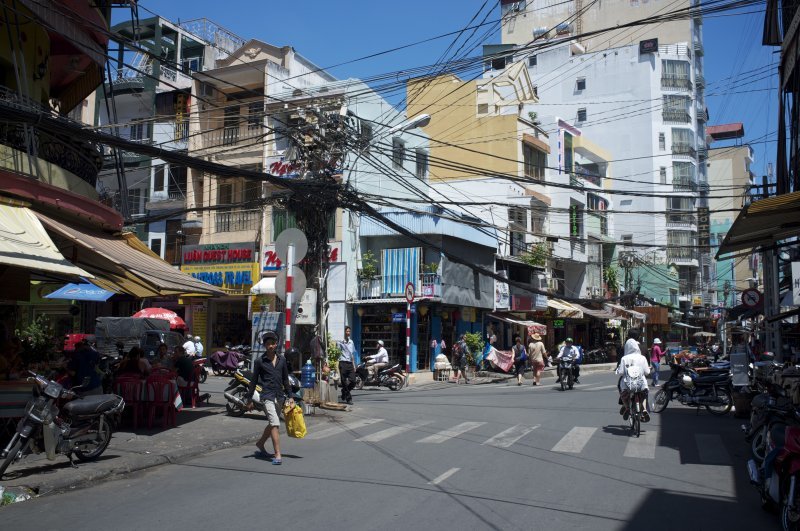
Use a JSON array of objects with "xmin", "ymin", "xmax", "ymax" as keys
[{"xmin": 194, "ymin": 336, "xmax": 204, "ymax": 358}]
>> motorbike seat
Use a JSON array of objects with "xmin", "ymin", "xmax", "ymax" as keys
[
  {"xmin": 63, "ymin": 394, "xmax": 124, "ymax": 417},
  {"xmin": 694, "ymin": 373, "xmax": 730, "ymax": 384}
]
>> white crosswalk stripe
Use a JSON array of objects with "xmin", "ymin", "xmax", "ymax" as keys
[
  {"xmin": 428, "ymin": 467, "xmax": 460, "ymax": 485},
  {"xmin": 695, "ymin": 434, "xmax": 731, "ymax": 465},
  {"xmin": 583, "ymin": 384, "xmax": 619, "ymax": 391},
  {"xmin": 417, "ymin": 422, "xmax": 486, "ymax": 444},
  {"xmin": 355, "ymin": 420, "xmax": 432, "ymax": 443},
  {"xmin": 482, "ymin": 424, "xmax": 540, "ymax": 448},
  {"xmin": 624, "ymin": 430, "xmax": 658, "ymax": 459},
  {"xmin": 305, "ymin": 418, "xmax": 384, "ymax": 440},
  {"xmin": 551, "ymin": 427, "xmax": 597, "ymax": 453}
]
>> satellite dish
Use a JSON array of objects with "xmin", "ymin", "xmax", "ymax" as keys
[
  {"xmin": 275, "ymin": 268, "xmax": 307, "ymax": 302},
  {"xmin": 274, "ymin": 228, "xmax": 308, "ymax": 265}
]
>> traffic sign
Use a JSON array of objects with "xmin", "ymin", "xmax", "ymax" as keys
[
  {"xmin": 274, "ymin": 228, "xmax": 308, "ymax": 265},
  {"xmin": 405, "ymin": 282, "xmax": 415, "ymax": 303},
  {"xmin": 741, "ymin": 288, "xmax": 763, "ymax": 308},
  {"xmin": 275, "ymin": 268, "xmax": 307, "ymax": 302}
]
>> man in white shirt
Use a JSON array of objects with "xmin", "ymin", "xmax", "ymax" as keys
[
  {"xmin": 194, "ymin": 336, "xmax": 204, "ymax": 357},
  {"xmin": 182, "ymin": 334, "xmax": 197, "ymax": 357},
  {"xmin": 336, "ymin": 326, "xmax": 357, "ymax": 404},
  {"xmin": 616, "ymin": 329, "xmax": 651, "ymax": 421},
  {"xmin": 555, "ymin": 338, "xmax": 581, "ymax": 384},
  {"xmin": 366, "ymin": 340, "xmax": 389, "ymax": 378}
]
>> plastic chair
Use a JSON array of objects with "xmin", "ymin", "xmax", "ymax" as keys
[
  {"xmin": 146, "ymin": 376, "xmax": 176, "ymax": 429},
  {"xmin": 113, "ymin": 376, "xmax": 143, "ymax": 430},
  {"xmin": 177, "ymin": 366, "xmax": 201, "ymax": 409}
]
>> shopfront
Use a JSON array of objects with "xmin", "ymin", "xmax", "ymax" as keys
[{"xmin": 181, "ymin": 242, "xmax": 259, "ymax": 349}]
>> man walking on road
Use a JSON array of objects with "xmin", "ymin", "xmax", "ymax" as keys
[
  {"xmin": 337, "ymin": 326, "xmax": 357, "ymax": 405},
  {"xmin": 247, "ymin": 331, "xmax": 294, "ymax": 465}
]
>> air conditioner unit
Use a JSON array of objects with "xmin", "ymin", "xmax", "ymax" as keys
[
  {"xmin": 294, "ymin": 288, "xmax": 317, "ymax": 326},
  {"xmin": 548, "ymin": 278, "xmax": 560, "ymax": 291},
  {"xmin": 536, "ymin": 274, "xmax": 548, "ymax": 291}
]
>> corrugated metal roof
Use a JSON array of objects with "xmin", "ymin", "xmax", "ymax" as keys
[{"xmin": 360, "ymin": 207, "xmax": 497, "ymax": 249}]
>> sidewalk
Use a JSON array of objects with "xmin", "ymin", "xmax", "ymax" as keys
[
  {"xmin": 0, "ymin": 399, "xmax": 333, "ymax": 498},
  {"xmin": 406, "ymin": 362, "xmax": 617, "ymax": 389}
]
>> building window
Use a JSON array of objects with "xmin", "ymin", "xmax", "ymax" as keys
[
  {"xmin": 247, "ymin": 102, "xmax": 262, "ymax": 130},
  {"xmin": 673, "ymin": 161, "xmax": 696, "ymax": 190},
  {"xmin": 130, "ymin": 122, "xmax": 146, "ymax": 141},
  {"xmin": 392, "ymin": 137, "xmax": 405, "ymax": 170},
  {"xmin": 569, "ymin": 200, "xmax": 585, "ymax": 252},
  {"xmin": 576, "ymin": 77, "xmax": 586, "ymax": 91},
  {"xmin": 491, "ymin": 56, "xmax": 508, "ymax": 70},
  {"xmin": 658, "ymin": 132, "xmax": 666, "ymax": 151},
  {"xmin": 663, "ymin": 95, "xmax": 691, "ymax": 123},
  {"xmin": 218, "ymin": 182, "xmax": 233, "ymax": 206},
  {"xmin": 660, "ymin": 166, "xmax": 667, "ymax": 184},
  {"xmin": 477, "ymin": 103, "xmax": 489, "ymax": 115},
  {"xmin": 150, "ymin": 238, "xmax": 162, "ymax": 257},
  {"xmin": 577, "ymin": 108, "xmax": 587, "ymax": 122},
  {"xmin": 661, "ymin": 60, "xmax": 691, "ymax": 90},
  {"xmin": 153, "ymin": 165, "xmax": 165, "ymax": 192},
  {"xmin": 243, "ymin": 180, "xmax": 260, "ymax": 203},
  {"xmin": 415, "ymin": 149, "xmax": 428, "ymax": 179},
  {"xmin": 127, "ymin": 188, "xmax": 144, "ymax": 216},
  {"xmin": 622, "ymin": 234, "xmax": 633, "ymax": 246},
  {"xmin": 523, "ymin": 142, "xmax": 546, "ymax": 181},
  {"xmin": 531, "ymin": 210, "xmax": 547, "ymax": 235},
  {"xmin": 360, "ymin": 120, "xmax": 373, "ymax": 153},
  {"xmin": 528, "ymin": 55, "xmax": 537, "ymax": 67},
  {"xmin": 273, "ymin": 207, "xmax": 335, "ymax": 241},
  {"xmin": 223, "ymin": 106, "xmax": 240, "ymax": 145},
  {"xmin": 671, "ymin": 128, "xmax": 696, "ymax": 156},
  {"xmin": 508, "ymin": 207, "xmax": 527, "ymax": 256}
]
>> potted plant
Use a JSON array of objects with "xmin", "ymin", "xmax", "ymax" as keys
[
  {"xmin": 423, "ymin": 262, "xmax": 439, "ymax": 275},
  {"xmin": 358, "ymin": 250, "xmax": 380, "ymax": 298}
]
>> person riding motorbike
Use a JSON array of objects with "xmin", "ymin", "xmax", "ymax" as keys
[
  {"xmin": 555, "ymin": 338, "xmax": 581, "ymax": 384},
  {"xmin": 365, "ymin": 340, "xmax": 389, "ymax": 378},
  {"xmin": 616, "ymin": 329, "xmax": 651, "ymax": 422}
]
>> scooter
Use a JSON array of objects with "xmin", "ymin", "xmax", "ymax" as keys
[
  {"xmin": 0, "ymin": 372, "xmax": 124, "ymax": 478},
  {"xmin": 748, "ymin": 423, "xmax": 800, "ymax": 530},
  {"xmin": 354, "ymin": 362, "xmax": 405, "ymax": 391},
  {"xmin": 194, "ymin": 357, "xmax": 209, "ymax": 384},
  {"xmin": 209, "ymin": 347, "xmax": 242, "ymax": 376},
  {"xmin": 223, "ymin": 368, "xmax": 303, "ymax": 417},
  {"xmin": 557, "ymin": 358, "xmax": 577, "ymax": 391},
  {"xmin": 651, "ymin": 362, "xmax": 732, "ymax": 415}
]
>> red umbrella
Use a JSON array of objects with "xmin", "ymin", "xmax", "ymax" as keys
[{"xmin": 132, "ymin": 307, "xmax": 187, "ymax": 330}]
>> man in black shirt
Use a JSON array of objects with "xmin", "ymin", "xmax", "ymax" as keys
[{"xmin": 247, "ymin": 331, "xmax": 294, "ymax": 465}]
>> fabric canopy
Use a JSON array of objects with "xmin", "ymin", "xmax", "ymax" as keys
[
  {"xmin": 672, "ymin": 322, "xmax": 702, "ymax": 330},
  {"xmin": 251, "ymin": 276, "xmax": 276, "ymax": 295},
  {"xmin": 487, "ymin": 312, "xmax": 547, "ymax": 335},
  {"xmin": 45, "ymin": 282, "xmax": 114, "ymax": 302},
  {"xmin": 36, "ymin": 212, "xmax": 224, "ymax": 298},
  {"xmin": 0, "ymin": 202, "xmax": 92, "ymax": 279},
  {"xmin": 604, "ymin": 303, "xmax": 647, "ymax": 321},
  {"xmin": 546, "ymin": 298, "xmax": 583, "ymax": 318},
  {"xmin": 571, "ymin": 303, "xmax": 616, "ymax": 320}
]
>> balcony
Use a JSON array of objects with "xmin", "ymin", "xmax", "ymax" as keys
[
  {"xmin": 146, "ymin": 190, "xmax": 186, "ymax": 211},
  {"xmin": 214, "ymin": 208, "xmax": 260, "ymax": 233},
  {"xmin": 106, "ymin": 65, "xmax": 152, "ymax": 92},
  {"xmin": 668, "ymin": 248, "xmax": 698, "ymax": 266},
  {"xmin": 358, "ymin": 273, "xmax": 442, "ymax": 300},
  {"xmin": 693, "ymin": 40, "xmax": 704, "ymax": 57},
  {"xmin": 697, "ymin": 146, "xmax": 708, "ymax": 160},
  {"xmin": 672, "ymin": 143, "xmax": 697, "ymax": 158},
  {"xmin": 574, "ymin": 164, "xmax": 602, "ymax": 186},
  {"xmin": 0, "ymin": 121, "xmax": 103, "ymax": 187},
  {"xmin": 658, "ymin": 44, "xmax": 692, "ymax": 59},
  {"xmin": 672, "ymin": 176, "xmax": 697, "ymax": 192},
  {"xmin": 666, "ymin": 212, "xmax": 697, "ymax": 230},
  {"xmin": 661, "ymin": 75, "xmax": 692, "ymax": 91},
  {"xmin": 198, "ymin": 126, "xmax": 264, "ymax": 151},
  {"xmin": 695, "ymin": 74, "xmax": 705, "ymax": 88},
  {"xmin": 662, "ymin": 109, "xmax": 691, "ymax": 123}
]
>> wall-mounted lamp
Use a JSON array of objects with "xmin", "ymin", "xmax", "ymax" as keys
[
  {"xmin": 356, "ymin": 307, "xmax": 365, "ymax": 317},
  {"xmin": 418, "ymin": 305, "xmax": 428, "ymax": 316}
]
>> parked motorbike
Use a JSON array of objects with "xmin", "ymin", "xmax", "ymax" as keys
[
  {"xmin": 744, "ymin": 383, "xmax": 799, "ymax": 465},
  {"xmin": 652, "ymin": 362, "xmax": 732, "ymax": 415},
  {"xmin": 194, "ymin": 357, "xmax": 209, "ymax": 384},
  {"xmin": 223, "ymin": 368, "xmax": 303, "ymax": 417},
  {"xmin": 209, "ymin": 347, "xmax": 243, "ymax": 376},
  {"xmin": 748, "ymin": 423, "xmax": 800, "ymax": 530},
  {"xmin": 0, "ymin": 372, "xmax": 124, "ymax": 479},
  {"xmin": 557, "ymin": 358, "xmax": 577, "ymax": 391},
  {"xmin": 354, "ymin": 362, "xmax": 405, "ymax": 391}
]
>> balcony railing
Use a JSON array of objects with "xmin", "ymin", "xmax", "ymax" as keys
[
  {"xmin": 668, "ymin": 248, "xmax": 697, "ymax": 262},
  {"xmin": 672, "ymin": 143, "xmax": 697, "ymax": 158},
  {"xmin": 200, "ymin": 127, "xmax": 264, "ymax": 149},
  {"xmin": 693, "ymin": 40, "xmax": 704, "ymax": 56},
  {"xmin": 215, "ymin": 208, "xmax": 260, "ymax": 233},
  {"xmin": 358, "ymin": 273, "xmax": 442, "ymax": 300},
  {"xmin": 672, "ymin": 176, "xmax": 697, "ymax": 192},
  {"xmin": 666, "ymin": 213, "xmax": 697, "ymax": 229},
  {"xmin": 663, "ymin": 109, "xmax": 691, "ymax": 123},
  {"xmin": 661, "ymin": 75, "xmax": 692, "ymax": 91},
  {"xmin": 0, "ymin": 121, "xmax": 103, "ymax": 186},
  {"xmin": 658, "ymin": 44, "xmax": 691, "ymax": 59},
  {"xmin": 695, "ymin": 74, "xmax": 705, "ymax": 87}
]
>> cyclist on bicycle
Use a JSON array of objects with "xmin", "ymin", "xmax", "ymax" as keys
[{"xmin": 616, "ymin": 329, "xmax": 651, "ymax": 422}]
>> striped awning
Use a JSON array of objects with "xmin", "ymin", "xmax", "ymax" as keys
[
  {"xmin": 547, "ymin": 298, "xmax": 583, "ymax": 318},
  {"xmin": 381, "ymin": 247, "xmax": 420, "ymax": 296}
]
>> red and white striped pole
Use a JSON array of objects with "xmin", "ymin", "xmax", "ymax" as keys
[
  {"xmin": 405, "ymin": 300, "xmax": 411, "ymax": 374},
  {"xmin": 284, "ymin": 243, "xmax": 294, "ymax": 353}
]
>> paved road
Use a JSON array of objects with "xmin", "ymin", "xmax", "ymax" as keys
[{"xmin": 0, "ymin": 371, "xmax": 776, "ymax": 530}]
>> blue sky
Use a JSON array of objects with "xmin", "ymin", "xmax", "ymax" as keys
[{"xmin": 124, "ymin": 1, "xmax": 777, "ymax": 176}]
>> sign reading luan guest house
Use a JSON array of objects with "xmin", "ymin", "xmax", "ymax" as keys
[{"xmin": 181, "ymin": 243, "xmax": 259, "ymax": 294}]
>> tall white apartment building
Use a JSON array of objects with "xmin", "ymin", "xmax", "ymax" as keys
[{"xmin": 497, "ymin": 0, "xmax": 709, "ymax": 308}]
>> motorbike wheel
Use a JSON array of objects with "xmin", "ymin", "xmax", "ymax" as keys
[
  {"xmin": 386, "ymin": 376, "xmax": 402, "ymax": 391},
  {"xmin": 782, "ymin": 481, "xmax": 800, "ymax": 531},
  {"xmin": 0, "ymin": 436, "xmax": 23, "ymax": 478},
  {"xmin": 652, "ymin": 389, "xmax": 669, "ymax": 413},
  {"xmin": 705, "ymin": 388, "xmax": 733, "ymax": 416},
  {"xmin": 355, "ymin": 375, "xmax": 364, "ymax": 391},
  {"xmin": 199, "ymin": 369, "xmax": 207, "ymax": 384},
  {"xmin": 568, "ymin": 371, "xmax": 574, "ymax": 390},
  {"xmin": 75, "ymin": 420, "xmax": 112, "ymax": 462},
  {"xmin": 751, "ymin": 428, "xmax": 768, "ymax": 464},
  {"xmin": 225, "ymin": 388, "xmax": 248, "ymax": 417}
]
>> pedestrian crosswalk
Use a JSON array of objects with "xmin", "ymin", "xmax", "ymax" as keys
[{"xmin": 305, "ymin": 417, "xmax": 734, "ymax": 465}]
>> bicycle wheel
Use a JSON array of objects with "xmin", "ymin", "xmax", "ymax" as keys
[
  {"xmin": 652, "ymin": 389, "xmax": 669, "ymax": 413},
  {"xmin": 633, "ymin": 400, "xmax": 641, "ymax": 437}
]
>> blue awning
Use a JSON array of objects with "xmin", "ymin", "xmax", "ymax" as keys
[{"xmin": 44, "ymin": 283, "xmax": 115, "ymax": 302}]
